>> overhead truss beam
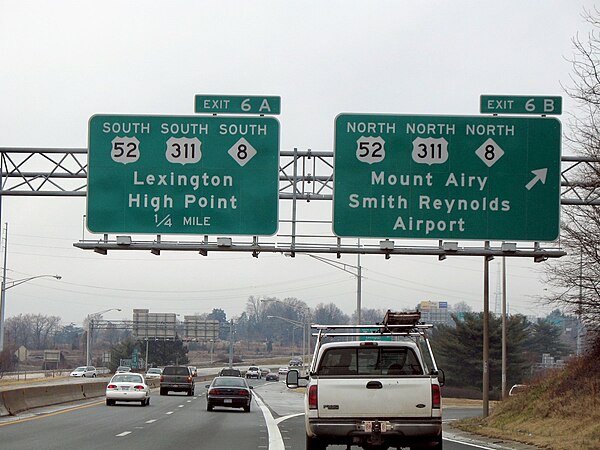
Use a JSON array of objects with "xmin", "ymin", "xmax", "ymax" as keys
[{"xmin": 0, "ymin": 147, "xmax": 592, "ymax": 259}]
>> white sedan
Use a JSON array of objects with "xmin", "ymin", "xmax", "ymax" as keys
[
  {"xmin": 145, "ymin": 368, "xmax": 163, "ymax": 379},
  {"xmin": 105, "ymin": 373, "xmax": 151, "ymax": 406}
]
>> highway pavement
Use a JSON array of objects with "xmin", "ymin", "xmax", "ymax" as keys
[{"xmin": 0, "ymin": 378, "xmax": 540, "ymax": 450}]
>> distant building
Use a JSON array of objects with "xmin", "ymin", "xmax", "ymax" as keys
[{"xmin": 416, "ymin": 301, "xmax": 450, "ymax": 325}]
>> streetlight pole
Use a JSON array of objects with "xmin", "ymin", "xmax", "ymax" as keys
[
  {"xmin": 306, "ymin": 253, "xmax": 363, "ymax": 325},
  {"xmin": 261, "ymin": 299, "xmax": 310, "ymax": 365},
  {"xmin": 0, "ymin": 268, "xmax": 61, "ymax": 351},
  {"xmin": 86, "ymin": 308, "xmax": 122, "ymax": 366},
  {"xmin": 267, "ymin": 315, "xmax": 305, "ymax": 365}
]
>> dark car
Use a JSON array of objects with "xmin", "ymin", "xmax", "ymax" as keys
[
  {"xmin": 218, "ymin": 367, "xmax": 242, "ymax": 377},
  {"xmin": 206, "ymin": 376, "xmax": 253, "ymax": 412},
  {"xmin": 160, "ymin": 366, "xmax": 195, "ymax": 396},
  {"xmin": 265, "ymin": 372, "xmax": 279, "ymax": 382}
]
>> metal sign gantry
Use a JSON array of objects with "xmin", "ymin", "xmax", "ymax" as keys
[{"xmin": 1, "ymin": 146, "xmax": 598, "ymax": 259}]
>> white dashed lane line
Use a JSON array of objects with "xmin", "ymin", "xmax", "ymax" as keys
[{"xmin": 113, "ymin": 397, "xmax": 199, "ymax": 439}]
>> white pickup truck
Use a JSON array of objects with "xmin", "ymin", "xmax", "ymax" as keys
[{"xmin": 286, "ymin": 311, "xmax": 444, "ymax": 450}]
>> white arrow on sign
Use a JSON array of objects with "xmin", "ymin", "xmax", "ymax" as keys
[{"xmin": 525, "ymin": 168, "xmax": 548, "ymax": 191}]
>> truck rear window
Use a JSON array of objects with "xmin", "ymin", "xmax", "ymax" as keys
[
  {"xmin": 163, "ymin": 366, "xmax": 190, "ymax": 376},
  {"xmin": 317, "ymin": 347, "xmax": 422, "ymax": 376}
]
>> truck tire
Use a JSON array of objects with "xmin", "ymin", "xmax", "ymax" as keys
[{"xmin": 306, "ymin": 434, "xmax": 327, "ymax": 450}]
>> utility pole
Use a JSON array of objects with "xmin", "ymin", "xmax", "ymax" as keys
[
  {"xmin": 483, "ymin": 243, "xmax": 491, "ymax": 418},
  {"xmin": 501, "ymin": 256, "xmax": 507, "ymax": 400},
  {"xmin": 228, "ymin": 319, "xmax": 234, "ymax": 368},
  {"xmin": 577, "ymin": 250, "xmax": 583, "ymax": 356},
  {"xmin": 0, "ymin": 223, "xmax": 7, "ymax": 351},
  {"xmin": 357, "ymin": 239, "xmax": 362, "ymax": 325}
]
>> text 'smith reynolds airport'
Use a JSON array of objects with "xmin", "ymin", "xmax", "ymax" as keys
[{"xmin": 333, "ymin": 114, "xmax": 561, "ymax": 241}]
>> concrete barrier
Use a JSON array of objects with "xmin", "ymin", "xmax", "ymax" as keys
[
  {"xmin": 0, "ymin": 382, "xmax": 109, "ymax": 416},
  {"xmin": 23, "ymin": 384, "xmax": 84, "ymax": 411},
  {"xmin": 0, "ymin": 375, "xmax": 208, "ymax": 417},
  {"xmin": 82, "ymin": 381, "xmax": 107, "ymax": 399},
  {"xmin": 0, "ymin": 395, "xmax": 8, "ymax": 416},
  {"xmin": 2, "ymin": 389, "xmax": 28, "ymax": 416}
]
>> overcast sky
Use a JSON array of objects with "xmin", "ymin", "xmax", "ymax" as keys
[{"xmin": 0, "ymin": 1, "xmax": 595, "ymax": 327}]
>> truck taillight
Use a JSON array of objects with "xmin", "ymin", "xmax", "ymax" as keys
[
  {"xmin": 308, "ymin": 385, "xmax": 318, "ymax": 409},
  {"xmin": 188, "ymin": 376, "xmax": 192, "ymax": 382},
  {"xmin": 432, "ymin": 384, "xmax": 441, "ymax": 409},
  {"xmin": 160, "ymin": 376, "xmax": 164, "ymax": 382}
]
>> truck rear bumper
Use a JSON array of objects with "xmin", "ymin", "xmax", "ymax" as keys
[{"xmin": 308, "ymin": 417, "xmax": 442, "ymax": 440}]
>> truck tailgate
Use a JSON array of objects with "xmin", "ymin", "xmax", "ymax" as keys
[
  {"xmin": 163, "ymin": 375, "xmax": 190, "ymax": 383},
  {"xmin": 316, "ymin": 377, "xmax": 432, "ymax": 418}
]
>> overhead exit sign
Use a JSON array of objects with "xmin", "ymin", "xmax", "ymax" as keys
[
  {"xmin": 195, "ymin": 95, "xmax": 281, "ymax": 115},
  {"xmin": 480, "ymin": 95, "xmax": 562, "ymax": 115},
  {"xmin": 333, "ymin": 113, "xmax": 561, "ymax": 241},
  {"xmin": 87, "ymin": 114, "xmax": 280, "ymax": 235}
]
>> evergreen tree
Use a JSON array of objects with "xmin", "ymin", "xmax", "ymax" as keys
[{"xmin": 431, "ymin": 312, "xmax": 530, "ymax": 392}]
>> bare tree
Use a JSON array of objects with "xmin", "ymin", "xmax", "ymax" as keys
[
  {"xmin": 4, "ymin": 314, "xmax": 61, "ymax": 349},
  {"xmin": 545, "ymin": 8, "xmax": 600, "ymax": 339},
  {"xmin": 313, "ymin": 303, "xmax": 350, "ymax": 325}
]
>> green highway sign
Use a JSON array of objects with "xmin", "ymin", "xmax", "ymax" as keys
[
  {"xmin": 359, "ymin": 328, "xmax": 392, "ymax": 342},
  {"xmin": 195, "ymin": 95, "xmax": 281, "ymax": 115},
  {"xmin": 88, "ymin": 114, "xmax": 280, "ymax": 235},
  {"xmin": 480, "ymin": 95, "xmax": 562, "ymax": 115},
  {"xmin": 333, "ymin": 114, "xmax": 561, "ymax": 241}
]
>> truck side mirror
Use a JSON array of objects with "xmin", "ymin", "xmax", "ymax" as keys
[
  {"xmin": 436, "ymin": 368, "xmax": 445, "ymax": 387},
  {"xmin": 286, "ymin": 369, "xmax": 299, "ymax": 388}
]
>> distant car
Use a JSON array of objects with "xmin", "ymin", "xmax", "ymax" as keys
[
  {"xmin": 278, "ymin": 367, "xmax": 289, "ymax": 375},
  {"xmin": 145, "ymin": 368, "xmax": 163, "ymax": 379},
  {"xmin": 206, "ymin": 376, "xmax": 253, "ymax": 412},
  {"xmin": 106, "ymin": 372, "xmax": 150, "ymax": 406},
  {"xmin": 69, "ymin": 366, "xmax": 97, "ymax": 378},
  {"xmin": 188, "ymin": 366, "xmax": 198, "ymax": 377},
  {"xmin": 219, "ymin": 368, "xmax": 242, "ymax": 377},
  {"xmin": 265, "ymin": 372, "xmax": 279, "ymax": 382},
  {"xmin": 116, "ymin": 366, "xmax": 132, "ymax": 373},
  {"xmin": 245, "ymin": 366, "xmax": 261, "ymax": 379},
  {"xmin": 289, "ymin": 359, "xmax": 302, "ymax": 367}
]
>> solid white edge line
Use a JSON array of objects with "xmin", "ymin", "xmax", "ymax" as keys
[
  {"xmin": 444, "ymin": 437, "xmax": 494, "ymax": 449},
  {"xmin": 275, "ymin": 412, "xmax": 304, "ymax": 425},
  {"xmin": 253, "ymin": 393, "xmax": 286, "ymax": 450}
]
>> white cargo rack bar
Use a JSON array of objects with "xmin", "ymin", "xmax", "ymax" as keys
[{"xmin": 308, "ymin": 321, "xmax": 440, "ymax": 374}]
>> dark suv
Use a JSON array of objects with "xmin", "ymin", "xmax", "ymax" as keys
[
  {"xmin": 160, "ymin": 366, "xmax": 195, "ymax": 396},
  {"xmin": 219, "ymin": 367, "xmax": 242, "ymax": 377}
]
